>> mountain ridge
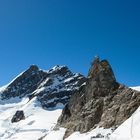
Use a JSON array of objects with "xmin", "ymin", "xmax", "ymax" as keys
[{"xmin": 0, "ymin": 64, "xmax": 86, "ymax": 108}]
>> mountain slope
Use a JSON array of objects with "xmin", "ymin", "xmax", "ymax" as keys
[{"xmin": 0, "ymin": 96, "xmax": 63, "ymax": 140}]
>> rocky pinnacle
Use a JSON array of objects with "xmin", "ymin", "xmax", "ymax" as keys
[{"xmin": 58, "ymin": 57, "xmax": 140, "ymax": 138}]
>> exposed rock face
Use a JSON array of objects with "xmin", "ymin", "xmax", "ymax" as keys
[
  {"xmin": 1, "ymin": 65, "xmax": 86, "ymax": 108},
  {"xmin": 1, "ymin": 65, "xmax": 47, "ymax": 99},
  {"xmin": 58, "ymin": 57, "xmax": 140, "ymax": 138},
  {"xmin": 35, "ymin": 66, "xmax": 86, "ymax": 108},
  {"xmin": 11, "ymin": 110, "xmax": 25, "ymax": 123}
]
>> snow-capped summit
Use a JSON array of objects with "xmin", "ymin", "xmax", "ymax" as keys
[
  {"xmin": 48, "ymin": 65, "xmax": 68, "ymax": 73},
  {"xmin": 0, "ymin": 65, "xmax": 86, "ymax": 108}
]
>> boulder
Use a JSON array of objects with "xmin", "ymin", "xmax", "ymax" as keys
[{"xmin": 11, "ymin": 110, "xmax": 25, "ymax": 123}]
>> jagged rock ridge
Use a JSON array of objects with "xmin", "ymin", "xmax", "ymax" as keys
[
  {"xmin": 58, "ymin": 57, "xmax": 140, "ymax": 138},
  {"xmin": 0, "ymin": 65, "xmax": 86, "ymax": 108}
]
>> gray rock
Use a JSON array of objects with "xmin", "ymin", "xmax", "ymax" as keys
[
  {"xmin": 11, "ymin": 110, "xmax": 25, "ymax": 123},
  {"xmin": 1, "ymin": 65, "xmax": 47, "ymax": 99},
  {"xmin": 58, "ymin": 57, "xmax": 140, "ymax": 138}
]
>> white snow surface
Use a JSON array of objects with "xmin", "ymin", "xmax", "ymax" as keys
[
  {"xmin": 0, "ymin": 97, "xmax": 62, "ymax": 140},
  {"xmin": 0, "ymin": 85, "xmax": 8, "ymax": 94},
  {"xmin": 110, "ymin": 106, "xmax": 140, "ymax": 140},
  {"xmin": 43, "ymin": 127, "xmax": 112, "ymax": 140},
  {"xmin": 131, "ymin": 86, "xmax": 140, "ymax": 91}
]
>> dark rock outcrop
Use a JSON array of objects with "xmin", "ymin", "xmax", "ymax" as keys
[
  {"xmin": 1, "ymin": 65, "xmax": 47, "ymax": 99},
  {"xmin": 1, "ymin": 65, "xmax": 86, "ymax": 108},
  {"xmin": 58, "ymin": 57, "xmax": 140, "ymax": 138},
  {"xmin": 11, "ymin": 110, "xmax": 25, "ymax": 123},
  {"xmin": 35, "ymin": 66, "xmax": 86, "ymax": 108}
]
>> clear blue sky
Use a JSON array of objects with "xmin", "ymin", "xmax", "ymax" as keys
[{"xmin": 0, "ymin": 0, "xmax": 140, "ymax": 87}]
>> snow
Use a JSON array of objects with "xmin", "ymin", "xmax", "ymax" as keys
[
  {"xmin": 38, "ymin": 78, "xmax": 50, "ymax": 87},
  {"xmin": 65, "ymin": 128, "xmax": 112, "ymax": 140},
  {"xmin": 52, "ymin": 65, "xmax": 66, "ymax": 70},
  {"xmin": 0, "ymin": 97, "xmax": 62, "ymax": 140},
  {"xmin": 46, "ymin": 96, "xmax": 68, "ymax": 104},
  {"xmin": 109, "ymin": 107, "xmax": 140, "ymax": 140},
  {"xmin": 43, "ymin": 127, "xmax": 112, "ymax": 140},
  {"xmin": 47, "ymin": 65, "xmax": 67, "ymax": 74},
  {"xmin": 64, "ymin": 77, "xmax": 74, "ymax": 83},
  {"xmin": 33, "ymin": 72, "xmax": 81, "ymax": 97},
  {"xmin": 0, "ymin": 85, "xmax": 7, "ymax": 93},
  {"xmin": 81, "ymin": 82, "xmax": 86, "ymax": 86},
  {"xmin": 131, "ymin": 86, "xmax": 140, "ymax": 91},
  {"xmin": 6, "ymin": 71, "xmax": 25, "ymax": 87},
  {"xmin": 44, "ymin": 128, "xmax": 66, "ymax": 140},
  {"xmin": 33, "ymin": 86, "xmax": 46, "ymax": 94}
]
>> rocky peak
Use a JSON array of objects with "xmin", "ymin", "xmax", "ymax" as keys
[
  {"xmin": 35, "ymin": 65, "xmax": 86, "ymax": 108},
  {"xmin": 86, "ymin": 57, "xmax": 119, "ymax": 98},
  {"xmin": 88, "ymin": 56, "xmax": 116, "ymax": 87},
  {"xmin": 28, "ymin": 64, "xmax": 39, "ymax": 72},
  {"xmin": 1, "ymin": 65, "xmax": 46, "ymax": 99},
  {"xmin": 58, "ymin": 57, "xmax": 140, "ymax": 138},
  {"xmin": 88, "ymin": 56, "xmax": 100, "ymax": 78},
  {"xmin": 48, "ymin": 65, "xmax": 72, "ymax": 77}
]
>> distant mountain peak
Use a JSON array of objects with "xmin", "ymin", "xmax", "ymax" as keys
[
  {"xmin": 0, "ymin": 64, "xmax": 86, "ymax": 108},
  {"xmin": 28, "ymin": 64, "xmax": 39, "ymax": 71},
  {"xmin": 47, "ymin": 65, "xmax": 70, "ymax": 75},
  {"xmin": 52, "ymin": 65, "xmax": 67, "ymax": 70}
]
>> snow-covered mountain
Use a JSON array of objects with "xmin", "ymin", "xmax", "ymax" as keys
[
  {"xmin": 0, "ymin": 65, "xmax": 86, "ymax": 140},
  {"xmin": 0, "ymin": 59, "xmax": 140, "ymax": 140},
  {"xmin": 0, "ymin": 65, "xmax": 86, "ymax": 108}
]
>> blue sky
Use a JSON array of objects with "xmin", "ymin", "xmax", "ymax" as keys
[{"xmin": 0, "ymin": 0, "xmax": 140, "ymax": 86}]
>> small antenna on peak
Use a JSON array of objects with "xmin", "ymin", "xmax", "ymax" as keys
[{"xmin": 94, "ymin": 55, "xmax": 100, "ymax": 61}]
